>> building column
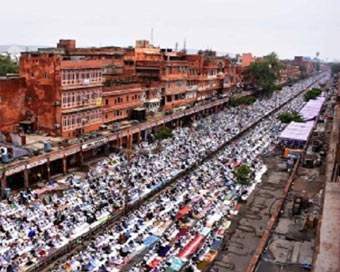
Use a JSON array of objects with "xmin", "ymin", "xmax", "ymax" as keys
[
  {"xmin": 1, "ymin": 175, "xmax": 7, "ymax": 192},
  {"xmin": 117, "ymin": 136, "xmax": 121, "ymax": 147},
  {"xmin": 79, "ymin": 149, "xmax": 84, "ymax": 167},
  {"xmin": 47, "ymin": 159, "xmax": 51, "ymax": 181},
  {"xmin": 137, "ymin": 131, "xmax": 141, "ymax": 144},
  {"xmin": 104, "ymin": 143, "xmax": 109, "ymax": 156},
  {"xmin": 62, "ymin": 156, "xmax": 67, "ymax": 175},
  {"xmin": 128, "ymin": 135, "xmax": 133, "ymax": 149},
  {"xmin": 24, "ymin": 168, "xmax": 29, "ymax": 188}
]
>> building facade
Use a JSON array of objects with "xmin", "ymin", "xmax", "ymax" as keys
[
  {"xmin": 20, "ymin": 48, "xmax": 103, "ymax": 138},
  {"xmin": 0, "ymin": 39, "xmax": 311, "ymax": 140}
]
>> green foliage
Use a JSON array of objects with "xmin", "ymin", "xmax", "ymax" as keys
[
  {"xmin": 245, "ymin": 52, "xmax": 284, "ymax": 96},
  {"xmin": 304, "ymin": 88, "xmax": 322, "ymax": 102},
  {"xmin": 234, "ymin": 164, "xmax": 253, "ymax": 186},
  {"xmin": 263, "ymin": 52, "xmax": 285, "ymax": 76},
  {"xmin": 273, "ymin": 85, "xmax": 283, "ymax": 91},
  {"xmin": 287, "ymin": 77, "xmax": 298, "ymax": 85},
  {"xmin": 230, "ymin": 96, "xmax": 256, "ymax": 107},
  {"xmin": 0, "ymin": 55, "xmax": 18, "ymax": 76},
  {"xmin": 278, "ymin": 111, "xmax": 305, "ymax": 123},
  {"xmin": 154, "ymin": 126, "xmax": 173, "ymax": 140}
]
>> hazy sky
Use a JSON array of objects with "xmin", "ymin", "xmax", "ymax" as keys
[{"xmin": 1, "ymin": 0, "xmax": 339, "ymax": 60}]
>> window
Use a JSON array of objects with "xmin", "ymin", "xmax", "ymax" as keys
[
  {"xmin": 126, "ymin": 96, "xmax": 129, "ymax": 102},
  {"xmin": 105, "ymin": 99, "xmax": 109, "ymax": 105}
]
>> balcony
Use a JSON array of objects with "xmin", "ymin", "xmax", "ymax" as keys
[
  {"xmin": 165, "ymin": 85, "xmax": 187, "ymax": 95},
  {"xmin": 61, "ymin": 78, "xmax": 102, "ymax": 89},
  {"xmin": 223, "ymin": 82, "xmax": 232, "ymax": 88},
  {"xmin": 187, "ymin": 74, "xmax": 199, "ymax": 80},
  {"xmin": 186, "ymin": 85, "xmax": 198, "ymax": 91},
  {"xmin": 207, "ymin": 74, "xmax": 218, "ymax": 79},
  {"xmin": 161, "ymin": 73, "xmax": 187, "ymax": 80}
]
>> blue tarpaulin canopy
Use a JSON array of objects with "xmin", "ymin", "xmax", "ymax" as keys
[{"xmin": 143, "ymin": 235, "xmax": 159, "ymax": 247}]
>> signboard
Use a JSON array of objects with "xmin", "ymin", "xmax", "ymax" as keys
[
  {"xmin": 96, "ymin": 98, "xmax": 102, "ymax": 106},
  {"xmin": 27, "ymin": 159, "xmax": 48, "ymax": 169},
  {"xmin": 5, "ymin": 165, "xmax": 26, "ymax": 176}
]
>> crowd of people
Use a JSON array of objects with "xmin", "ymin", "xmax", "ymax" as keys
[{"xmin": 0, "ymin": 72, "xmax": 329, "ymax": 272}]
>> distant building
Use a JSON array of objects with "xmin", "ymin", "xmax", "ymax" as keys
[
  {"xmin": 241, "ymin": 53, "xmax": 256, "ymax": 67},
  {"xmin": 294, "ymin": 56, "xmax": 315, "ymax": 75}
]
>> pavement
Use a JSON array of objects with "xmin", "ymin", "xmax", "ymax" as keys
[
  {"xmin": 211, "ymin": 151, "xmax": 290, "ymax": 272},
  {"xmin": 211, "ymin": 117, "xmax": 332, "ymax": 272},
  {"xmin": 255, "ymin": 120, "xmax": 331, "ymax": 272}
]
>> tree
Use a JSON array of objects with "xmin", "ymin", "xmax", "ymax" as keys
[
  {"xmin": 278, "ymin": 111, "xmax": 305, "ymax": 123},
  {"xmin": 234, "ymin": 164, "xmax": 253, "ymax": 186},
  {"xmin": 245, "ymin": 52, "xmax": 284, "ymax": 96},
  {"xmin": 230, "ymin": 95, "xmax": 256, "ymax": 107},
  {"xmin": 263, "ymin": 52, "xmax": 285, "ymax": 77},
  {"xmin": 0, "ymin": 55, "xmax": 19, "ymax": 76},
  {"xmin": 154, "ymin": 126, "xmax": 173, "ymax": 140},
  {"xmin": 304, "ymin": 88, "xmax": 322, "ymax": 102}
]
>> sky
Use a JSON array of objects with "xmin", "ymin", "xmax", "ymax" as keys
[{"xmin": 1, "ymin": 0, "xmax": 339, "ymax": 61}]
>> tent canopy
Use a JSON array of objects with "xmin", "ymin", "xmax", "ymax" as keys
[
  {"xmin": 279, "ymin": 121, "xmax": 314, "ymax": 142},
  {"xmin": 300, "ymin": 96, "xmax": 325, "ymax": 120}
]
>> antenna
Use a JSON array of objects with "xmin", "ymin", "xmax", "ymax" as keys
[
  {"xmin": 151, "ymin": 28, "xmax": 154, "ymax": 45},
  {"xmin": 183, "ymin": 37, "xmax": 187, "ymax": 52},
  {"xmin": 175, "ymin": 42, "xmax": 178, "ymax": 52}
]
